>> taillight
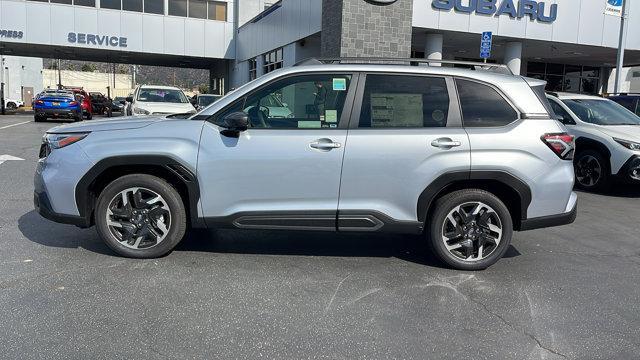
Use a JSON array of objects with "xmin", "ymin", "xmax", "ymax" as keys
[
  {"xmin": 35, "ymin": 100, "xmax": 44, "ymax": 105},
  {"xmin": 70, "ymin": 101, "xmax": 78, "ymax": 106},
  {"xmin": 541, "ymin": 133, "xmax": 575, "ymax": 160}
]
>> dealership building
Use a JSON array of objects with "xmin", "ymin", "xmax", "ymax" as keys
[{"xmin": 1, "ymin": 0, "xmax": 640, "ymax": 96}]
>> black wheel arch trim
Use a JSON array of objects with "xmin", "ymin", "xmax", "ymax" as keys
[
  {"xmin": 75, "ymin": 155, "xmax": 204, "ymax": 228},
  {"xmin": 416, "ymin": 170, "xmax": 532, "ymax": 229},
  {"xmin": 574, "ymin": 137, "xmax": 612, "ymax": 158}
]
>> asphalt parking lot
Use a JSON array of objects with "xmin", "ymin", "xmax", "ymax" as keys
[{"xmin": 1, "ymin": 114, "xmax": 639, "ymax": 359}]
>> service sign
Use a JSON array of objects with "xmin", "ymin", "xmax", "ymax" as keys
[
  {"xmin": 0, "ymin": 30, "xmax": 24, "ymax": 39},
  {"xmin": 432, "ymin": 0, "xmax": 558, "ymax": 23},
  {"xmin": 68, "ymin": 32, "xmax": 128, "ymax": 48}
]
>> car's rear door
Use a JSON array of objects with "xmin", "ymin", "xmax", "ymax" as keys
[
  {"xmin": 198, "ymin": 72, "xmax": 358, "ymax": 230},
  {"xmin": 337, "ymin": 73, "xmax": 470, "ymax": 232}
]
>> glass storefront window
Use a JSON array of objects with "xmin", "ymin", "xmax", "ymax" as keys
[
  {"xmin": 546, "ymin": 63, "xmax": 564, "ymax": 75},
  {"xmin": 208, "ymin": 1, "xmax": 227, "ymax": 21},
  {"xmin": 144, "ymin": 0, "xmax": 164, "ymax": 14},
  {"xmin": 123, "ymin": 0, "xmax": 143, "ymax": 12},
  {"xmin": 526, "ymin": 62, "xmax": 601, "ymax": 95},
  {"xmin": 50, "ymin": 0, "xmax": 72, "ymax": 4},
  {"xmin": 169, "ymin": 0, "xmax": 187, "ymax": 16},
  {"xmin": 564, "ymin": 77, "xmax": 581, "ymax": 92},
  {"xmin": 545, "ymin": 75, "xmax": 563, "ymax": 92},
  {"xmin": 564, "ymin": 65, "xmax": 581, "ymax": 78},
  {"xmin": 101, "ymin": 0, "xmax": 121, "ymax": 9},
  {"xmin": 188, "ymin": 0, "xmax": 207, "ymax": 18}
]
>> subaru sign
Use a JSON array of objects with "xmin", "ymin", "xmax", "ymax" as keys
[
  {"xmin": 432, "ymin": 0, "xmax": 558, "ymax": 23},
  {"xmin": 480, "ymin": 31, "xmax": 492, "ymax": 59}
]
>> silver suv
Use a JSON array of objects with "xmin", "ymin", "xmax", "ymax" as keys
[{"xmin": 34, "ymin": 59, "xmax": 577, "ymax": 270}]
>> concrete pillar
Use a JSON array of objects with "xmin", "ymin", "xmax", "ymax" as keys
[
  {"xmin": 504, "ymin": 42, "xmax": 522, "ymax": 75},
  {"xmin": 425, "ymin": 33, "xmax": 443, "ymax": 66}
]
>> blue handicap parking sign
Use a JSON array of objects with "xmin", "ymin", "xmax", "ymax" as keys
[{"xmin": 480, "ymin": 31, "xmax": 492, "ymax": 59}]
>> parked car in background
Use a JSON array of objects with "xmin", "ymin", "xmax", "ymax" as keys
[
  {"xmin": 3, "ymin": 98, "xmax": 24, "ymax": 110},
  {"xmin": 33, "ymin": 91, "xmax": 82, "ymax": 122},
  {"xmin": 64, "ymin": 87, "xmax": 93, "ymax": 120},
  {"xmin": 190, "ymin": 94, "xmax": 222, "ymax": 111},
  {"xmin": 125, "ymin": 85, "xmax": 195, "ymax": 116},
  {"xmin": 547, "ymin": 92, "xmax": 640, "ymax": 191},
  {"xmin": 112, "ymin": 97, "xmax": 125, "ymax": 113},
  {"xmin": 607, "ymin": 93, "xmax": 640, "ymax": 116},
  {"xmin": 35, "ymin": 60, "xmax": 577, "ymax": 270}
]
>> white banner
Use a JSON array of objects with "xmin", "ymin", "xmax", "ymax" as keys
[{"xmin": 605, "ymin": 0, "xmax": 623, "ymax": 17}]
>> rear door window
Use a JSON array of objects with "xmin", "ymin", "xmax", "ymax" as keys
[
  {"xmin": 358, "ymin": 74, "xmax": 450, "ymax": 128},
  {"xmin": 456, "ymin": 79, "xmax": 518, "ymax": 127}
]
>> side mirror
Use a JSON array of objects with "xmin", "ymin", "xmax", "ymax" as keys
[
  {"xmin": 125, "ymin": 96, "xmax": 133, "ymax": 103},
  {"xmin": 220, "ymin": 111, "xmax": 249, "ymax": 137},
  {"xmin": 119, "ymin": 100, "xmax": 126, "ymax": 105}
]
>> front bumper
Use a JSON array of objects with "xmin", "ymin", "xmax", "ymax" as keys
[
  {"xmin": 34, "ymin": 169, "xmax": 90, "ymax": 227},
  {"xmin": 34, "ymin": 189, "xmax": 90, "ymax": 228},
  {"xmin": 615, "ymin": 155, "xmax": 640, "ymax": 183}
]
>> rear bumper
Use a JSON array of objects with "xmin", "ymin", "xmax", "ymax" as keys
[
  {"xmin": 35, "ymin": 108, "xmax": 81, "ymax": 117},
  {"xmin": 520, "ymin": 201, "xmax": 577, "ymax": 231}
]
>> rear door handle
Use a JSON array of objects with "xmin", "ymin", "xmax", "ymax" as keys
[
  {"xmin": 431, "ymin": 138, "xmax": 462, "ymax": 149},
  {"xmin": 310, "ymin": 138, "xmax": 342, "ymax": 151}
]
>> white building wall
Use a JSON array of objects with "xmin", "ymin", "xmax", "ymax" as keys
[
  {"xmin": 1, "ymin": 55, "xmax": 43, "ymax": 102},
  {"xmin": 0, "ymin": 0, "xmax": 235, "ymax": 59},
  {"xmin": 412, "ymin": 0, "xmax": 640, "ymax": 51}
]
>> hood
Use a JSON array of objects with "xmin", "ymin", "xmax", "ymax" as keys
[
  {"xmin": 136, "ymin": 102, "xmax": 196, "ymax": 114},
  {"xmin": 47, "ymin": 116, "xmax": 164, "ymax": 133},
  {"xmin": 596, "ymin": 125, "xmax": 640, "ymax": 142}
]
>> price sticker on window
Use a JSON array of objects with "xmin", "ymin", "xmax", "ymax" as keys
[{"xmin": 332, "ymin": 78, "xmax": 347, "ymax": 91}]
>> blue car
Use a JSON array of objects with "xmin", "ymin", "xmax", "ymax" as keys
[{"xmin": 33, "ymin": 91, "xmax": 82, "ymax": 122}]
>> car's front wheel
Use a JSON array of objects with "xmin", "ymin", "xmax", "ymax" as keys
[
  {"xmin": 428, "ymin": 189, "xmax": 513, "ymax": 270},
  {"xmin": 95, "ymin": 174, "xmax": 187, "ymax": 258},
  {"xmin": 574, "ymin": 150, "xmax": 609, "ymax": 191},
  {"xmin": 6, "ymin": 102, "xmax": 16, "ymax": 110}
]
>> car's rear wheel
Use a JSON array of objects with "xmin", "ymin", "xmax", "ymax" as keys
[
  {"xmin": 428, "ymin": 189, "xmax": 513, "ymax": 270},
  {"xmin": 574, "ymin": 150, "xmax": 609, "ymax": 191},
  {"xmin": 85, "ymin": 111, "xmax": 93, "ymax": 120},
  {"xmin": 95, "ymin": 174, "xmax": 187, "ymax": 258},
  {"xmin": 34, "ymin": 114, "xmax": 45, "ymax": 122},
  {"xmin": 6, "ymin": 102, "xmax": 16, "ymax": 110}
]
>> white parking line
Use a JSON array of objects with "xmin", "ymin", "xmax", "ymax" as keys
[{"xmin": 0, "ymin": 120, "xmax": 31, "ymax": 130}]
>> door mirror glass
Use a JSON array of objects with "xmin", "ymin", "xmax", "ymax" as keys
[{"xmin": 221, "ymin": 111, "xmax": 249, "ymax": 136}]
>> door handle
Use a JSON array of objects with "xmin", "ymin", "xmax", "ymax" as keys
[
  {"xmin": 310, "ymin": 138, "xmax": 342, "ymax": 151},
  {"xmin": 431, "ymin": 138, "xmax": 462, "ymax": 149}
]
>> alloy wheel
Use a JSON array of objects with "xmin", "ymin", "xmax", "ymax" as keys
[
  {"xmin": 576, "ymin": 155, "xmax": 602, "ymax": 187},
  {"xmin": 441, "ymin": 201, "xmax": 503, "ymax": 262},
  {"xmin": 105, "ymin": 187, "xmax": 171, "ymax": 250}
]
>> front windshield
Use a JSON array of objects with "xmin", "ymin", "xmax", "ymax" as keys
[
  {"xmin": 562, "ymin": 99, "xmax": 640, "ymax": 126},
  {"xmin": 137, "ymin": 88, "xmax": 188, "ymax": 103}
]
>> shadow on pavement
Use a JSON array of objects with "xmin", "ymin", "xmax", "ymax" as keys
[
  {"xmin": 576, "ymin": 183, "xmax": 640, "ymax": 198},
  {"xmin": 20, "ymin": 210, "xmax": 520, "ymax": 267}
]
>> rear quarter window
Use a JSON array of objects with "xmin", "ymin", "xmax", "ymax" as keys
[{"xmin": 456, "ymin": 79, "xmax": 518, "ymax": 127}]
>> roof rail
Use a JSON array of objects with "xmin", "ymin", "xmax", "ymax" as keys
[{"xmin": 293, "ymin": 57, "xmax": 513, "ymax": 74}]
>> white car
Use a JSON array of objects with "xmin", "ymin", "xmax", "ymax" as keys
[
  {"xmin": 547, "ymin": 92, "xmax": 640, "ymax": 190},
  {"xmin": 125, "ymin": 85, "xmax": 196, "ymax": 116},
  {"xmin": 3, "ymin": 98, "xmax": 24, "ymax": 110}
]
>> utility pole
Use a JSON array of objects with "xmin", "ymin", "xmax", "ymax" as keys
[
  {"xmin": 57, "ymin": 59, "xmax": 62, "ymax": 89},
  {"xmin": 614, "ymin": 0, "xmax": 628, "ymax": 94},
  {"xmin": 113, "ymin": 63, "xmax": 116, "ymax": 89},
  {"xmin": 1, "ymin": 56, "xmax": 5, "ymax": 115}
]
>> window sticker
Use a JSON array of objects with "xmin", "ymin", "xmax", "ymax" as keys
[
  {"xmin": 332, "ymin": 78, "xmax": 347, "ymax": 91},
  {"xmin": 370, "ymin": 93, "xmax": 423, "ymax": 127},
  {"xmin": 298, "ymin": 121, "xmax": 322, "ymax": 128},
  {"xmin": 325, "ymin": 109, "xmax": 338, "ymax": 123}
]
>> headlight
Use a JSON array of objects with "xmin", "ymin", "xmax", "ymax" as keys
[
  {"xmin": 45, "ymin": 132, "xmax": 89, "ymax": 149},
  {"xmin": 614, "ymin": 138, "xmax": 640, "ymax": 151},
  {"xmin": 133, "ymin": 107, "xmax": 150, "ymax": 115}
]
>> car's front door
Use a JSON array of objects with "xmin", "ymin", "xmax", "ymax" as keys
[
  {"xmin": 198, "ymin": 72, "xmax": 357, "ymax": 230},
  {"xmin": 337, "ymin": 73, "xmax": 470, "ymax": 231}
]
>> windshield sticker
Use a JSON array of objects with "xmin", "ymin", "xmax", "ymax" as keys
[
  {"xmin": 298, "ymin": 121, "xmax": 322, "ymax": 128},
  {"xmin": 325, "ymin": 110, "xmax": 338, "ymax": 123},
  {"xmin": 333, "ymin": 78, "xmax": 347, "ymax": 91}
]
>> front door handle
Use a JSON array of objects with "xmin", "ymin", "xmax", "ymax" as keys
[
  {"xmin": 431, "ymin": 137, "xmax": 462, "ymax": 149},
  {"xmin": 310, "ymin": 138, "xmax": 342, "ymax": 151}
]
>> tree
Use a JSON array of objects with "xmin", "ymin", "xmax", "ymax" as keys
[
  {"xmin": 81, "ymin": 63, "xmax": 97, "ymax": 72},
  {"xmin": 198, "ymin": 84, "xmax": 209, "ymax": 94}
]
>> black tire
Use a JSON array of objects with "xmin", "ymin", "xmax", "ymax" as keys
[
  {"xmin": 85, "ymin": 111, "xmax": 93, "ymax": 120},
  {"xmin": 95, "ymin": 174, "xmax": 187, "ymax": 258},
  {"xmin": 6, "ymin": 102, "xmax": 16, "ymax": 110},
  {"xmin": 34, "ymin": 114, "xmax": 45, "ymax": 122},
  {"xmin": 428, "ymin": 189, "xmax": 513, "ymax": 271},
  {"xmin": 574, "ymin": 150, "xmax": 609, "ymax": 192},
  {"xmin": 72, "ymin": 114, "xmax": 82, "ymax": 122}
]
